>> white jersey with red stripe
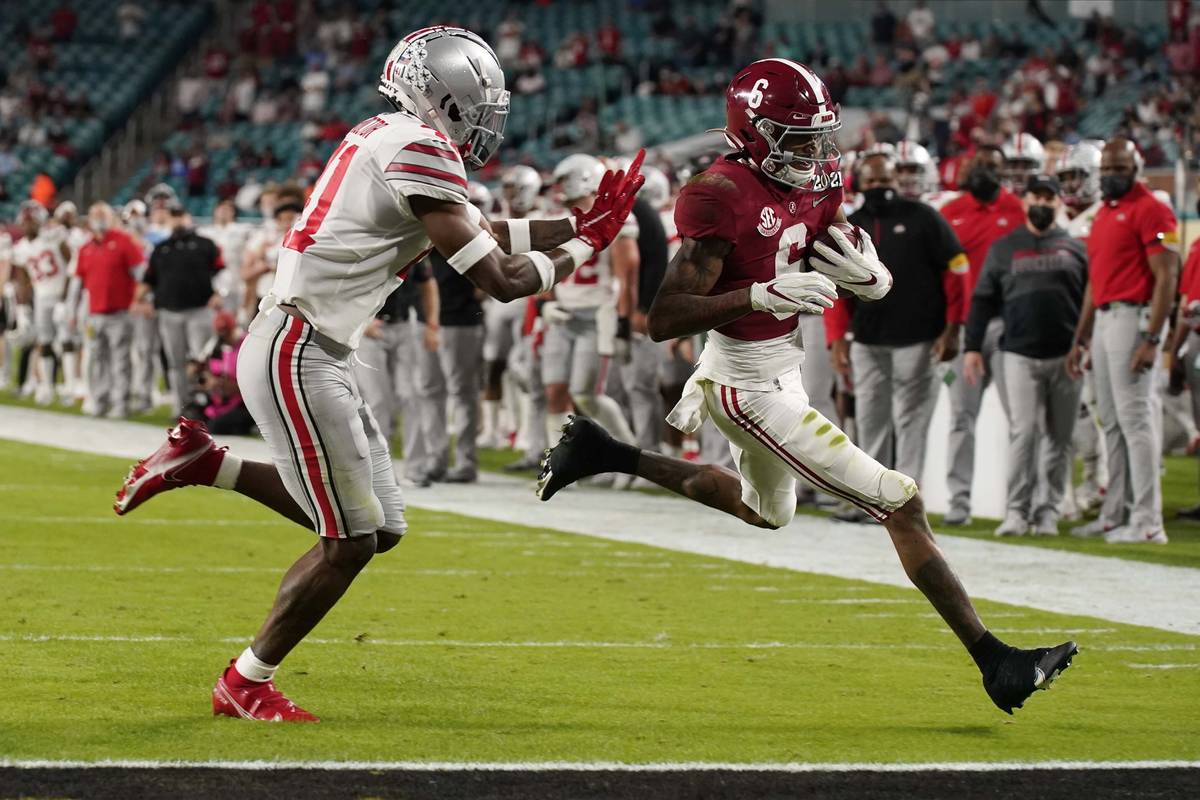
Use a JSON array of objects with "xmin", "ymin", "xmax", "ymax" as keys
[
  {"xmin": 268, "ymin": 111, "xmax": 469, "ymax": 349},
  {"xmin": 12, "ymin": 228, "xmax": 69, "ymax": 301},
  {"xmin": 555, "ymin": 214, "xmax": 638, "ymax": 311}
]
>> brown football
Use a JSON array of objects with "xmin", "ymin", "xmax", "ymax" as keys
[{"xmin": 806, "ymin": 222, "xmax": 863, "ymax": 272}]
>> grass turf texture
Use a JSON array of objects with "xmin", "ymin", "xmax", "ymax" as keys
[
  {"xmin": 6, "ymin": 392, "xmax": 1200, "ymax": 569},
  {"xmin": 1, "ymin": 439, "xmax": 1198, "ymax": 764}
]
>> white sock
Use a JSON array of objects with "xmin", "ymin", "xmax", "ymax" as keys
[
  {"xmin": 234, "ymin": 646, "xmax": 278, "ymax": 683},
  {"xmin": 482, "ymin": 399, "xmax": 500, "ymax": 440},
  {"xmin": 61, "ymin": 351, "xmax": 78, "ymax": 392},
  {"xmin": 575, "ymin": 394, "xmax": 637, "ymax": 445},
  {"xmin": 40, "ymin": 355, "xmax": 56, "ymax": 389},
  {"xmin": 213, "ymin": 453, "xmax": 242, "ymax": 489},
  {"xmin": 546, "ymin": 411, "xmax": 569, "ymax": 447}
]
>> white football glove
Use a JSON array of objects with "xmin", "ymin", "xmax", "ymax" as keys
[
  {"xmin": 750, "ymin": 272, "xmax": 839, "ymax": 319},
  {"xmin": 809, "ymin": 226, "xmax": 893, "ymax": 301},
  {"xmin": 540, "ymin": 300, "xmax": 571, "ymax": 325}
]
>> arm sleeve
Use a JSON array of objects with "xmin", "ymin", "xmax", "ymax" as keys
[
  {"xmin": 1138, "ymin": 198, "xmax": 1180, "ymax": 257},
  {"xmin": 143, "ymin": 250, "xmax": 158, "ymax": 287},
  {"xmin": 962, "ymin": 243, "xmax": 1003, "ymax": 352},
  {"xmin": 929, "ymin": 211, "xmax": 968, "ymax": 324},
  {"xmin": 378, "ymin": 135, "xmax": 469, "ymax": 205},
  {"xmin": 823, "ymin": 295, "xmax": 854, "ymax": 342},
  {"xmin": 674, "ymin": 177, "xmax": 739, "ymax": 243}
]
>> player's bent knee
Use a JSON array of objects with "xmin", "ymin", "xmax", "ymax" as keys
[
  {"xmin": 374, "ymin": 531, "xmax": 403, "ymax": 554},
  {"xmin": 320, "ymin": 534, "xmax": 377, "ymax": 572}
]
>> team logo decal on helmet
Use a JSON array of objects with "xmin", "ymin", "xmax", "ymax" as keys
[
  {"xmin": 379, "ymin": 26, "xmax": 510, "ymax": 171},
  {"xmin": 722, "ymin": 58, "xmax": 843, "ymax": 193}
]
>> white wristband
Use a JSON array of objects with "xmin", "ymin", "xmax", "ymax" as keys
[
  {"xmin": 525, "ymin": 251, "xmax": 557, "ymax": 294},
  {"xmin": 560, "ymin": 237, "xmax": 595, "ymax": 269},
  {"xmin": 507, "ymin": 218, "xmax": 532, "ymax": 253},
  {"xmin": 446, "ymin": 230, "xmax": 499, "ymax": 275}
]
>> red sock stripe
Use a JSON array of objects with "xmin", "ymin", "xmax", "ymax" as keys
[
  {"xmin": 277, "ymin": 317, "xmax": 343, "ymax": 537},
  {"xmin": 720, "ymin": 386, "xmax": 888, "ymax": 522}
]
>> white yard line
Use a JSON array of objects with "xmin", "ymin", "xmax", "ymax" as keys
[
  {"xmin": 1, "ymin": 758, "xmax": 1197, "ymax": 771},
  {"xmin": 3, "ymin": 407, "xmax": 1200, "ymax": 635},
  {"xmin": 2, "ymin": 633, "xmax": 1196, "ymax": 654}
]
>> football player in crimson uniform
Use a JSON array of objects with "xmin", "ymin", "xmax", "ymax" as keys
[
  {"xmin": 539, "ymin": 58, "xmax": 1076, "ymax": 714},
  {"xmin": 113, "ymin": 26, "xmax": 644, "ymax": 722}
]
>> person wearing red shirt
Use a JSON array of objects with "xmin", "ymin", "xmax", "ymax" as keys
[
  {"xmin": 75, "ymin": 203, "xmax": 144, "ymax": 418},
  {"xmin": 1170, "ymin": 237, "xmax": 1200, "ymax": 518},
  {"xmin": 1068, "ymin": 139, "xmax": 1180, "ymax": 544},
  {"xmin": 937, "ymin": 145, "xmax": 1026, "ymax": 524}
]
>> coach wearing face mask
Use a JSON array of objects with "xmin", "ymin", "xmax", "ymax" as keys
[
  {"xmin": 1067, "ymin": 138, "xmax": 1181, "ymax": 545},
  {"xmin": 963, "ymin": 176, "xmax": 1086, "ymax": 537},
  {"xmin": 825, "ymin": 153, "xmax": 968, "ymax": 521},
  {"xmin": 937, "ymin": 144, "xmax": 1026, "ymax": 525}
]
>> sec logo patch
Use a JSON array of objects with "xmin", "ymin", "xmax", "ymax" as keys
[{"xmin": 757, "ymin": 206, "xmax": 782, "ymax": 237}]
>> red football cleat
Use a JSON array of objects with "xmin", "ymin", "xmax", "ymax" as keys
[
  {"xmin": 114, "ymin": 417, "xmax": 226, "ymax": 515},
  {"xmin": 212, "ymin": 661, "xmax": 319, "ymax": 723}
]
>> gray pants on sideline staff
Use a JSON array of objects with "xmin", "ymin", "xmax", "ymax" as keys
[
  {"xmin": 353, "ymin": 318, "xmax": 427, "ymax": 483},
  {"xmin": 946, "ymin": 317, "xmax": 1007, "ymax": 513},
  {"xmin": 852, "ymin": 339, "xmax": 938, "ymax": 483},
  {"xmin": 158, "ymin": 307, "xmax": 212, "ymax": 414},
  {"xmin": 416, "ymin": 324, "xmax": 484, "ymax": 479},
  {"xmin": 87, "ymin": 312, "xmax": 132, "ymax": 417},
  {"xmin": 1003, "ymin": 352, "xmax": 1082, "ymax": 521},
  {"xmin": 130, "ymin": 312, "xmax": 160, "ymax": 409},
  {"xmin": 625, "ymin": 334, "xmax": 665, "ymax": 451},
  {"xmin": 1092, "ymin": 305, "xmax": 1163, "ymax": 531}
]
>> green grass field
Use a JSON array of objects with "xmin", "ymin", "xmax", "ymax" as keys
[{"xmin": 1, "ymin": 439, "xmax": 1198, "ymax": 765}]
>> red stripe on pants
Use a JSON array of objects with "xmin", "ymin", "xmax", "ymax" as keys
[{"xmin": 277, "ymin": 317, "xmax": 342, "ymax": 537}]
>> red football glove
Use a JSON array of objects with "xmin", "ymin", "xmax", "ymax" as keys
[{"xmin": 572, "ymin": 148, "xmax": 646, "ymax": 252}]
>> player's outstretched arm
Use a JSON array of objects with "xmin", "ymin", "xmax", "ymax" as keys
[
  {"xmin": 489, "ymin": 217, "xmax": 576, "ymax": 254},
  {"xmin": 413, "ymin": 196, "xmax": 585, "ymax": 302}
]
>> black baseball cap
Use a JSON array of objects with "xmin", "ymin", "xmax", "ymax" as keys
[
  {"xmin": 1025, "ymin": 174, "xmax": 1061, "ymax": 196},
  {"xmin": 166, "ymin": 199, "xmax": 187, "ymax": 216}
]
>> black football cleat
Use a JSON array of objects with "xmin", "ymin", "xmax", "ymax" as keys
[
  {"xmin": 536, "ymin": 415, "xmax": 613, "ymax": 501},
  {"xmin": 983, "ymin": 640, "xmax": 1078, "ymax": 714}
]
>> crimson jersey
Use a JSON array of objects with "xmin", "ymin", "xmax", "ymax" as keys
[{"xmin": 674, "ymin": 155, "xmax": 843, "ymax": 342}]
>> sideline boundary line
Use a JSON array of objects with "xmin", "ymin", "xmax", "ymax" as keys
[{"xmin": 2, "ymin": 759, "xmax": 1199, "ymax": 772}]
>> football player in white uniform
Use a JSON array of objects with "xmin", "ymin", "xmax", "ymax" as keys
[
  {"xmin": 198, "ymin": 198, "xmax": 253, "ymax": 315},
  {"xmin": 1055, "ymin": 141, "xmax": 1107, "ymax": 515},
  {"xmin": 479, "ymin": 164, "xmax": 543, "ymax": 455},
  {"xmin": 114, "ymin": 26, "xmax": 644, "ymax": 722},
  {"xmin": 541, "ymin": 153, "xmax": 640, "ymax": 450},
  {"xmin": 1001, "ymin": 132, "xmax": 1045, "ymax": 195},
  {"xmin": 52, "ymin": 201, "xmax": 92, "ymax": 402},
  {"xmin": 7, "ymin": 201, "xmax": 71, "ymax": 404}
]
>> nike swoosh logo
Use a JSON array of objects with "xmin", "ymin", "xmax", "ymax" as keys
[
  {"xmin": 812, "ymin": 194, "xmax": 830, "ymax": 208},
  {"xmin": 844, "ymin": 275, "xmax": 878, "ymax": 286},
  {"xmin": 766, "ymin": 285, "xmax": 801, "ymax": 304}
]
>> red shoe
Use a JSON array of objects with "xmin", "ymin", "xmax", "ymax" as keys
[
  {"xmin": 114, "ymin": 417, "xmax": 226, "ymax": 515},
  {"xmin": 212, "ymin": 661, "xmax": 319, "ymax": 723}
]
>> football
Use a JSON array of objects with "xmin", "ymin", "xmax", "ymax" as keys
[{"xmin": 806, "ymin": 222, "xmax": 864, "ymax": 272}]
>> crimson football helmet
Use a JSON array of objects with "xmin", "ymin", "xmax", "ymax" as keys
[{"xmin": 721, "ymin": 58, "xmax": 841, "ymax": 192}]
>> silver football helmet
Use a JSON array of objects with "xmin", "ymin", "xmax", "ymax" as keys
[
  {"xmin": 502, "ymin": 165, "xmax": 542, "ymax": 215},
  {"xmin": 379, "ymin": 26, "xmax": 510, "ymax": 171},
  {"xmin": 638, "ymin": 165, "xmax": 670, "ymax": 210},
  {"xmin": 894, "ymin": 141, "xmax": 934, "ymax": 199},
  {"xmin": 1001, "ymin": 133, "xmax": 1045, "ymax": 193},
  {"xmin": 552, "ymin": 154, "xmax": 605, "ymax": 203},
  {"xmin": 1056, "ymin": 142, "xmax": 1102, "ymax": 210},
  {"xmin": 467, "ymin": 181, "xmax": 494, "ymax": 213}
]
